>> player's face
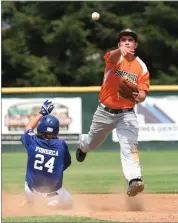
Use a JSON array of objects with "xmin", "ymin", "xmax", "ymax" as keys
[{"xmin": 119, "ymin": 35, "xmax": 138, "ymax": 50}]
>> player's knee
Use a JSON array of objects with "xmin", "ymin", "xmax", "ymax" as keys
[
  {"xmin": 80, "ymin": 133, "xmax": 104, "ymax": 150},
  {"xmin": 120, "ymin": 142, "xmax": 138, "ymax": 154}
]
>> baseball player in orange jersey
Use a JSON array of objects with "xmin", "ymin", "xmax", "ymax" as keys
[{"xmin": 76, "ymin": 28, "xmax": 150, "ymax": 197}]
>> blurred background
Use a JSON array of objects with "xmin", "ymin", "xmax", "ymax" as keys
[
  {"xmin": 1, "ymin": 1, "xmax": 178, "ymax": 197},
  {"xmin": 2, "ymin": 1, "xmax": 178, "ymax": 87}
]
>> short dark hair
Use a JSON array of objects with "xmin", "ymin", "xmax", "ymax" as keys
[{"xmin": 36, "ymin": 133, "xmax": 58, "ymax": 139}]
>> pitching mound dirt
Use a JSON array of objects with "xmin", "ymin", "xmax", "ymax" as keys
[{"xmin": 2, "ymin": 192, "xmax": 178, "ymax": 222}]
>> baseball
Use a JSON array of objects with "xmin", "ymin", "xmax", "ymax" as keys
[{"xmin": 91, "ymin": 12, "xmax": 100, "ymax": 21}]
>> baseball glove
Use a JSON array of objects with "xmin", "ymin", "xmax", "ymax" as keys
[{"xmin": 118, "ymin": 76, "xmax": 139, "ymax": 103}]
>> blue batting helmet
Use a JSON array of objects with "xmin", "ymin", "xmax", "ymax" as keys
[{"xmin": 37, "ymin": 115, "xmax": 59, "ymax": 135}]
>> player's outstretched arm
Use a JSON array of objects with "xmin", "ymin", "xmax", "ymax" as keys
[
  {"xmin": 25, "ymin": 113, "xmax": 43, "ymax": 131},
  {"xmin": 107, "ymin": 48, "xmax": 121, "ymax": 65},
  {"xmin": 108, "ymin": 46, "xmax": 134, "ymax": 65},
  {"xmin": 25, "ymin": 100, "xmax": 54, "ymax": 131}
]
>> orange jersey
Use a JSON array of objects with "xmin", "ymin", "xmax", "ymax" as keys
[{"xmin": 99, "ymin": 51, "xmax": 150, "ymax": 109}]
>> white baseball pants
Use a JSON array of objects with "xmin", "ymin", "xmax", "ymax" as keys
[
  {"xmin": 24, "ymin": 182, "xmax": 72, "ymax": 208},
  {"xmin": 79, "ymin": 104, "xmax": 142, "ymax": 183}
]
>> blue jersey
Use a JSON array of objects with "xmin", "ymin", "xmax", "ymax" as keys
[{"xmin": 21, "ymin": 129, "xmax": 71, "ymax": 193}]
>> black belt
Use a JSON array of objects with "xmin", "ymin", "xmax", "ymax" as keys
[
  {"xmin": 99, "ymin": 103, "xmax": 133, "ymax": 114},
  {"xmin": 28, "ymin": 184, "xmax": 58, "ymax": 197}
]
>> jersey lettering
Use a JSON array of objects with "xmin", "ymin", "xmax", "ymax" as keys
[
  {"xmin": 115, "ymin": 70, "xmax": 138, "ymax": 81},
  {"xmin": 35, "ymin": 146, "xmax": 59, "ymax": 156}
]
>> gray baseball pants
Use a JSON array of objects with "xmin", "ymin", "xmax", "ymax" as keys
[{"xmin": 79, "ymin": 104, "xmax": 142, "ymax": 183}]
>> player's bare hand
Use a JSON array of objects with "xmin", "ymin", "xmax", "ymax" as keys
[{"xmin": 119, "ymin": 46, "xmax": 135, "ymax": 56}]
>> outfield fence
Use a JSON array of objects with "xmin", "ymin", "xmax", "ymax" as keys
[{"xmin": 2, "ymin": 86, "xmax": 178, "ymax": 152}]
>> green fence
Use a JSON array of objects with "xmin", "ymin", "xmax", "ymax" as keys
[{"xmin": 2, "ymin": 87, "xmax": 178, "ymax": 152}]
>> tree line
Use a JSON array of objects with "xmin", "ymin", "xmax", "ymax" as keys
[{"xmin": 2, "ymin": 1, "xmax": 178, "ymax": 87}]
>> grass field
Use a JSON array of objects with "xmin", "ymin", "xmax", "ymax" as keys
[
  {"xmin": 2, "ymin": 151, "xmax": 178, "ymax": 193},
  {"xmin": 2, "ymin": 150, "xmax": 178, "ymax": 222},
  {"xmin": 3, "ymin": 216, "xmax": 112, "ymax": 222}
]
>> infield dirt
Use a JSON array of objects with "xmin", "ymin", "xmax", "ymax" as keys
[{"xmin": 2, "ymin": 192, "xmax": 178, "ymax": 222}]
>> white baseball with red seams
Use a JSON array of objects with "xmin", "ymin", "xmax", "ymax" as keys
[{"xmin": 91, "ymin": 12, "xmax": 100, "ymax": 20}]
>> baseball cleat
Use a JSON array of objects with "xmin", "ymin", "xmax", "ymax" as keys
[
  {"xmin": 76, "ymin": 148, "xmax": 87, "ymax": 162},
  {"xmin": 127, "ymin": 179, "xmax": 144, "ymax": 197}
]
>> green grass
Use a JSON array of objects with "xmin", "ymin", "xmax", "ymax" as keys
[
  {"xmin": 2, "ymin": 216, "xmax": 113, "ymax": 222},
  {"xmin": 2, "ymin": 150, "xmax": 178, "ymax": 222},
  {"xmin": 2, "ymin": 151, "xmax": 178, "ymax": 193}
]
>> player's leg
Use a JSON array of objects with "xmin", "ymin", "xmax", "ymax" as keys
[
  {"xmin": 115, "ymin": 111, "xmax": 144, "ymax": 197},
  {"xmin": 76, "ymin": 105, "xmax": 115, "ymax": 162},
  {"xmin": 47, "ymin": 187, "xmax": 72, "ymax": 209}
]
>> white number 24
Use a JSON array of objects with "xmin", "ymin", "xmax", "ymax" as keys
[{"xmin": 34, "ymin": 154, "xmax": 55, "ymax": 173}]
